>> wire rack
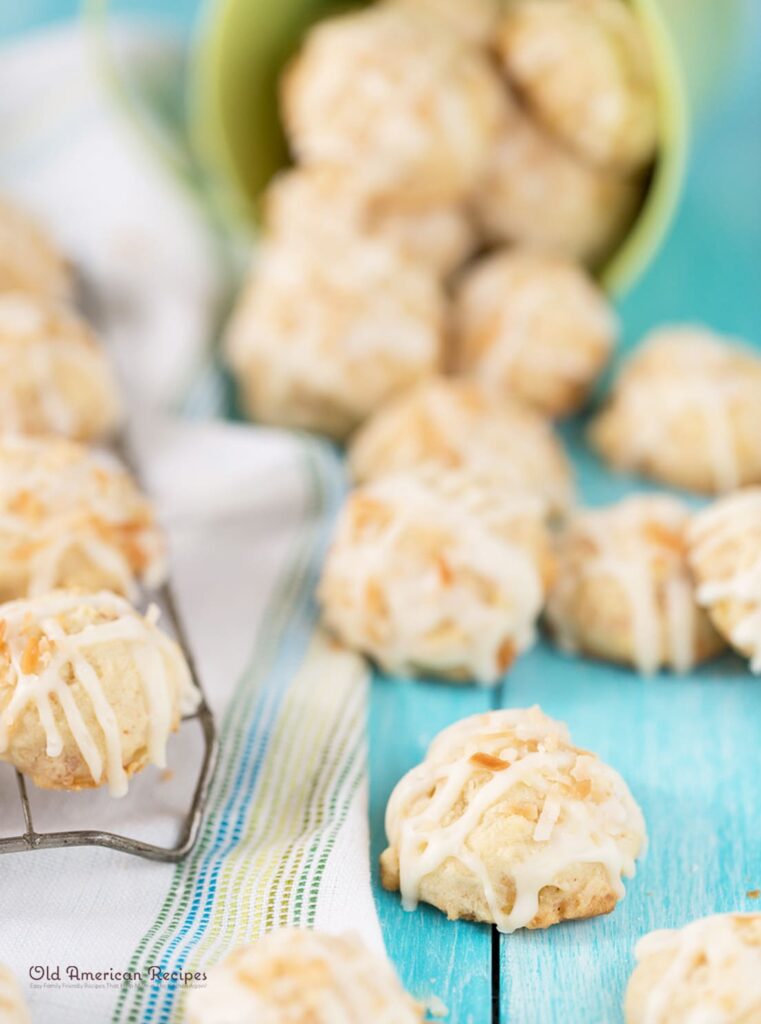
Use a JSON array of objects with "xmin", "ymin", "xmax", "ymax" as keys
[
  {"xmin": 0, "ymin": 318, "xmax": 219, "ymax": 862},
  {"xmin": 0, "ymin": 581, "xmax": 218, "ymax": 863}
]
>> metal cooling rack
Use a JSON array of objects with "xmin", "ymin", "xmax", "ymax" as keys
[
  {"xmin": 0, "ymin": 582, "xmax": 218, "ymax": 862},
  {"xmin": 0, "ymin": 263, "xmax": 219, "ymax": 859}
]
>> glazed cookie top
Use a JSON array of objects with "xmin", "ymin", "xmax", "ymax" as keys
[
  {"xmin": 498, "ymin": 0, "xmax": 658, "ymax": 171},
  {"xmin": 0, "ymin": 196, "xmax": 70, "ymax": 301},
  {"xmin": 628, "ymin": 914, "xmax": 761, "ymax": 1024},
  {"xmin": 389, "ymin": 0, "xmax": 500, "ymax": 46},
  {"xmin": 186, "ymin": 928, "xmax": 424, "ymax": 1024},
  {"xmin": 225, "ymin": 236, "xmax": 444, "ymax": 438},
  {"xmin": 453, "ymin": 248, "xmax": 617, "ymax": 417},
  {"xmin": 319, "ymin": 466, "xmax": 550, "ymax": 682},
  {"xmin": 688, "ymin": 488, "xmax": 761, "ymax": 671},
  {"xmin": 226, "ymin": 238, "xmax": 443, "ymax": 377},
  {"xmin": 385, "ymin": 706, "xmax": 646, "ymax": 933},
  {"xmin": 549, "ymin": 495, "xmax": 704, "ymax": 674},
  {"xmin": 0, "ymin": 436, "xmax": 166, "ymax": 598},
  {"xmin": 264, "ymin": 165, "xmax": 475, "ymax": 277},
  {"xmin": 0, "ymin": 292, "xmax": 122, "ymax": 439},
  {"xmin": 282, "ymin": 6, "xmax": 505, "ymax": 203},
  {"xmin": 0, "ymin": 590, "xmax": 197, "ymax": 796},
  {"xmin": 348, "ymin": 377, "xmax": 574, "ymax": 516},
  {"xmin": 590, "ymin": 327, "xmax": 761, "ymax": 494},
  {"xmin": 0, "ymin": 291, "xmax": 84, "ymax": 338},
  {"xmin": 474, "ymin": 89, "xmax": 641, "ymax": 265}
]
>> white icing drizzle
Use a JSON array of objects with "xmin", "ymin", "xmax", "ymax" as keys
[
  {"xmin": 549, "ymin": 496, "xmax": 700, "ymax": 674},
  {"xmin": 0, "ymin": 294, "xmax": 48, "ymax": 334},
  {"xmin": 0, "ymin": 436, "xmax": 165, "ymax": 599},
  {"xmin": 320, "ymin": 467, "xmax": 547, "ymax": 684},
  {"xmin": 633, "ymin": 914, "xmax": 761, "ymax": 1024},
  {"xmin": 619, "ymin": 377, "xmax": 741, "ymax": 494},
  {"xmin": 455, "ymin": 251, "xmax": 616, "ymax": 388},
  {"xmin": 664, "ymin": 573, "xmax": 696, "ymax": 676},
  {"xmin": 0, "ymin": 591, "xmax": 195, "ymax": 796},
  {"xmin": 385, "ymin": 708, "xmax": 646, "ymax": 933},
  {"xmin": 689, "ymin": 488, "xmax": 761, "ymax": 671},
  {"xmin": 265, "ymin": 165, "xmax": 474, "ymax": 277},
  {"xmin": 596, "ymin": 329, "xmax": 761, "ymax": 493},
  {"xmin": 225, "ymin": 237, "xmax": 443, "ymax": 436},
  {"xmin": 475, "ymin": 92, "xmax": 640, "ymax": 264},
  {"xmin": 0, "ymin": 293, "xmax": 121, "ymax": 439},
  {"xmin": 284, "ymin": 6, "xmax": 502, "ymax": 202},
  {"xmin": 349, "ymin": 378, "xmax": 574, "ymax": 516},
  {"xmin": 186, "ymin": 929, "xmax": 422, "ymax": 1024}
]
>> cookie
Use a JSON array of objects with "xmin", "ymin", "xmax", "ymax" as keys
[
  {"xmin": 319, "ymin": 466, "xmax": 552, "ymax": 683},
  {"xmin": 547, "ymin": 495, "xmax": 725, "ymax": 674},
  {"xmin": 381, "ymin": 706, "xmax": 646, "ymax": 932}
]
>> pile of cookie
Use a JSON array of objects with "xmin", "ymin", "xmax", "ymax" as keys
[
  {"xmin": 1, "ymin": 0, "xmax": 759, "ymax": 1019},
  {"xmin": 220, "ymin": 0, "xmax": 761, "ymax": 1019},
  {"xmin": 225, "ymin": 0, "xmax": 761, "ymax": 690},
  {"xmin": 0, "ymin": 197, "xmax": 197, "ymax": 801},
  {"xmin": 227, "ymin": 0, "xmax": 653, "ymax": 439}
]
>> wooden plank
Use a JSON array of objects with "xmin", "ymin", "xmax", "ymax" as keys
[
  {"xmin": 497, "ymin": 416, "xmax": 761, "ymax": 1020},
  {"xmin": 369, "ymin": 671, "xmax": 496, "ymax": 1023},
  {"xmin": 497, "ymin": 641, "xmax": 761, "ymax": 1023}
]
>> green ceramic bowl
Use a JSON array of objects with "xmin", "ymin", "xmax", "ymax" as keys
[{"xmin": 186, "ymin": 0, "xmax": 723, "ymax": 293}]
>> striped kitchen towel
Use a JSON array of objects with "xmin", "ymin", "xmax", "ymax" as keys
[{"xmin": 0, "ymin": 20, "xmax": 383, "ymax": 1024}]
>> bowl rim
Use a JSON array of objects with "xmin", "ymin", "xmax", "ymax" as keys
[
  {"xmin": 187, "ymin": 0, "xmax": 690, "ymax": 295},
  {"xmin": 600, "ymin": 0, "xmax": 689, "ymax": 293}
]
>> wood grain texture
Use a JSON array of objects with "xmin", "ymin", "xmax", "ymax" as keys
[
  {"xmin": 497, "ymin": 643, "xmax": 761, "ymax": 1024},
  {"xmin": 2, "ymin": 5, "xmax": 758, "ymax": 1024},
  {"xmin": 369, "ymin": 460, "xmax": 761, "ymax": 1024},
  {"xmin": 369, "ymin": 404, "xmax": 761, "ymax": 1024},
  {"xmin": 365, "ymin": 14, "xmax": 761, "ymax": 1013},
  {"xmin": 369, "ymin": 673, "xmax": 496, "ymax": 1023},
  {"xmin": 493, "ymin": 403, "xmax": 761, "ymax": 1023}
]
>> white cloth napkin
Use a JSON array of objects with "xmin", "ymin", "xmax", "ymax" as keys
[
  {"xmin": 0, "ymin": 21, "xmax": 383, "ymax": 1024},
  {"xmin": 0, "ymin": 21, "xmax": 224, "ymax": 411}
]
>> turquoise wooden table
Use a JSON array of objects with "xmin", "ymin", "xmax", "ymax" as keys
[
  {"xmin": 366, "ymin": 8, "xmax": 761, "ymax": 1020},
  {"xmin": 2, "ymin": 4, "xmax": 760, "ymax": 1022}
]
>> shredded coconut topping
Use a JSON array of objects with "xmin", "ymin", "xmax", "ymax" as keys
[
  {"xmin": 186, "ymin": 929, "xmax": 423, "ymax": 1024},
  {"xmin": 349, "ymin": 377, "xmax": 574, "ymax": 517},
  {"xmin": 0, "ymin": 436, "xmax": 165, "ymax": 599},
  {"xmin": 592, "ymin": 328, "xmax": 761, "ymax": 493},
  {"xmin": 385, "ymin": 707, "xmax": 645, "ymax": 933},
  {"xmin": 0, "ymin": 590, "xmax": 196, "ymax": 796},
  {"xmin": 689, "ymin": 488, "xmax": 761, "ymax": 672},
  {"xmin": 548, "ymin": 495, "xmax": 704, "ymax": 674},
  {"xmin": 0, "ymin": 293, "xmax": 121, "ymax": 440},
  {"xmin": 632, "ymin": 913, "xmax": 761, "ymax": 1024},
  {"xmin": 319, "ymin": 466, "xmax": 548, "ymax": 684}
]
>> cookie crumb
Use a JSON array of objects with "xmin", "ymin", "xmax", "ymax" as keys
[{"xmin": 426, "ymin": 994, "xmax": 448, "ymax": 1018}]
